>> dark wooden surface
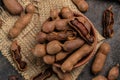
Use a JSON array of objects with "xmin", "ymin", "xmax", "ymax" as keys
[{"xmin": 0, "ymin": 0, "xmax": 120, "ymax": 80}]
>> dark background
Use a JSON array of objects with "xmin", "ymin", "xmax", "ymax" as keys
[{"xmin": 0, "ymin": 0, "xmax": 120, "ymax": 80}]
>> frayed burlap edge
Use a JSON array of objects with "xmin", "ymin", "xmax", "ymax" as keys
[{"xmin": 0, "ymin": 0, "xmax": 104, "ymax": 80}]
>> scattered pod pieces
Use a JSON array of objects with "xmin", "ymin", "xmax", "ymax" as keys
[
  {"xmin": 3, "ymin": 0, "xmax": 23, "ymax": 15},
  {"xmin": 69, "ymin": 17, "xmax": 94, "ymax": 45},
  {"xmin": 47, "ymin": 40, "xmax": 62, "ymax": 54},
  {"xmin": 8, "ymin": 3, "xmax": 35, "ymax": 39},
  {"xmin": 102, "ymin": 5, "xmax": 114, "ymax": 38},
  {"xmin": 10, "ymin": 40, "xmax": 27, "ymax": 71},
  {"xmin": 31, "ymin": 68, "xmax": 52, "ymax": 80},
  {"xmin": 60, "ymin": 7, "xmax": 74, "ymax": 19},
  {"xmin": 61, "ymin": 44, "xmax": 94, "ymax": 72},
  {"xmin": 92, "ymin": 75, "xmax": 107, "ymax": 80},
  {"xmin": 43, "ymin": 55, "xmax": 55, "ymax": 64},
  {"xmin": 92, "ymin": 42, "xmax": 110, "ymax": 74},
  {"xmin": 72, "ymin": 0, "xmax": 88, "ymax": 13},
  {"xmin": 32, "ymin": 44, "xmax": 46, "ymax": 57},
  {"xmin": 63, "ymin": 38, "xmax": 85, "ymax": 52},
  {"xmin": 108, "ymin": 64, "xmax": 119, "ymax": 80}
]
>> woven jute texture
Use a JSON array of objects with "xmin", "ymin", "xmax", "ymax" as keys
[{"xmin": 0, "ymin": 0, "xmax": 104, "ymax": 80}]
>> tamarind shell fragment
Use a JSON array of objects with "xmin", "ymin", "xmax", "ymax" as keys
[
  {"xmin": 69, "ymin": 17, "xmax": 94, "ymax": 45},
  {"xmin": 10, "ymin": 40, "xmax": 27, "ymax": 71},
  {"xmin": 31, "ymin": 68, "xmax": 52, "ymax": 80},
  {"xmin": 102, "ymin": 5, "xmax": 114, "ymax": 38},
  {"xmin": 52, "ymin": 66, "xmax": 64, "ymax": 80},
  {"xmin": 52, "ymin": 66, "xmax": 72, "ymax": 80}
]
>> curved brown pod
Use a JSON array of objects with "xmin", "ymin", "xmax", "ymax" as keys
[
  {"xmin": 8, "ymin": 3, "xmax": 35, "ymax": 39},
  {"xmin": 92, "ymin": 42, "xmax": 110, "ymax": 74},
  {"xmin": 3, "ymin": 0, "xmax": 23, "ymax": 15},
  {"xmin": 63, "ymin": 38, "xmax": 85, "ymax": 52},
  {"xmin": 61, "ymin": 44, "xmax": 94, "ymax": 72}
]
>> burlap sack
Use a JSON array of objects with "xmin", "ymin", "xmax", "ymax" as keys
[{"xmin": 0, "ymin": 0, "xmax": 104, "ymax": 80}]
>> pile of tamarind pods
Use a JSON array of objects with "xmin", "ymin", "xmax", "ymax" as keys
[{"xmin": 32, "ymin": 6, "xmax": 97, "ymax": 79}]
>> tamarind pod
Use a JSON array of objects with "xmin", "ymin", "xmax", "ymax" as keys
[
  {"xmin": 43, "ymin": 55, "xmax": 55, "ymax": 64},
  {"xmin": 72, "ymin": 0, "xmax": 88, "ymax": 13},
  {"xmin": 56, "ymin": 51, "xmax": 70, "ymax": 62},
  {"xmin": 3, "ymin": 0, "xmax": 23, "ymax": 15},
  {"xmin": 63, "ymin": 38, "xmax": 85, "ymax": 52},
  {"xmin": 61, "ymin": 44, "xmax": 94, "ymax": 72},
  {"xmin": 108, "ymin": 64, "xmax": 119, "ymax": 80},
  {"xmin": 92, "ymin": 42, "xmax": 110, "ymax": 74},
  {"xmin": 8, "ymin": 4, "xmax": 35, "ymax": 39}
]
